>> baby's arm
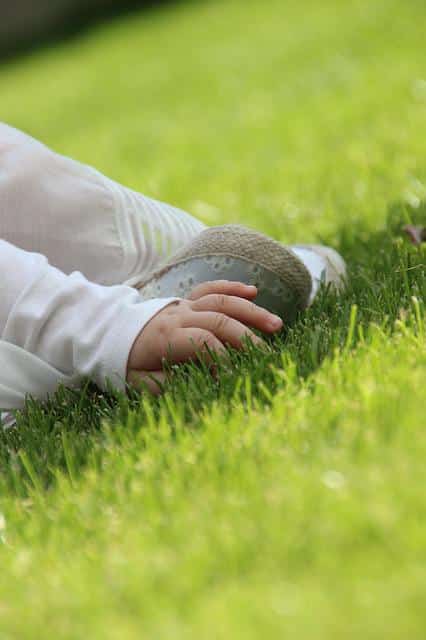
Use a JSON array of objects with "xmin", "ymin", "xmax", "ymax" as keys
[
  {"xmin": 0, "ymin": 240, "xmax": 283, "ymax": 405},
  {"xmin": 0, "ymin": 238, "xmax": 178, "ymax": 394}
]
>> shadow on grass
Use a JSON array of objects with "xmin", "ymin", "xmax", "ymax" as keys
[
  {"xmin": 0, "ymin": 0, "xmax": 192, "ymax": 64},
  {"xmin": 0, "ymin": 201, "xmax": 424, "ymax": 496}
]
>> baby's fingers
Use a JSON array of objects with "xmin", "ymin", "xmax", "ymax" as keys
[
  {"xmin": 164, "ymin": 328, "xmax": 227, "ymax": 365},
  {"xmin": 185, "ymin": 311, "xmax": 264, "ymax": 350},
  {"xmin": 127, "ymin": 369, "xmax": 167, "ymax": 395},
  {"xmin": 191, "ymin": 294, "xmax": 283, "ymax": 334},
  {"xmin": 188, "ymin": 281, "xmax": 257, "ymax": 301}
]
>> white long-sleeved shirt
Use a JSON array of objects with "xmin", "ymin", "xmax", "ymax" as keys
[
  {"xmin": 0, "ymin": 238, "xmax": 177, "ymax": 401},
  {"xmin": 0, "ymin": 122, "xmax": 205, "ymax": 413}
]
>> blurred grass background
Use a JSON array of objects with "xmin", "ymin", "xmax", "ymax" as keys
[{"xmin": 0, "ymin": 0, "xmax": 425, "ymax": 637}]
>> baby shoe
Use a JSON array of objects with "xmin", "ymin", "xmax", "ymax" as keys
[{"xmin": 135, "ymin": 225, "xmax": 346, "ymax": 322}]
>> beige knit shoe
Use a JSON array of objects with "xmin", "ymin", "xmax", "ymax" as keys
[{"xmin": 136, "ymin": 225, "xmax": 346, "ymax": 322}]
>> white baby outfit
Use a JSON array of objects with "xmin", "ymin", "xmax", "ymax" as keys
[
  {"xmin": 0, "ymin": 122, "xmax": 205, "ymax": 415},
  {"xmin": 0, "ymin": 123, "xmax": 327, "ymax": 420}
]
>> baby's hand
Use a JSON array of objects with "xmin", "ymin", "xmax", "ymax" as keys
[{"xmin": 127, "ymin": 281, "xmax": 283, "ymax": 394}]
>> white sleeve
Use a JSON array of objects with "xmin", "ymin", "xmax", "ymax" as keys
[{"xmin": 0, "ymin": 238, "xmax": 178, "ymax": 392}]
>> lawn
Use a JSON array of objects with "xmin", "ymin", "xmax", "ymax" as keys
[{"xmin": 0, "ymin": 0, "xmax": 425, "ymax": 637}]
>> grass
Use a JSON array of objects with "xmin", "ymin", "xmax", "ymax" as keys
[{"xmin": 0, "ymin": 0, "xmax": 425, "ymax": 636}]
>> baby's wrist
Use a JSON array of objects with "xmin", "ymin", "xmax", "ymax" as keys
[{"xmin": 95, "ymin": 297, "xmax": 180, "ymax": 392}]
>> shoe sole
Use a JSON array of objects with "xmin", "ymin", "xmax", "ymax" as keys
[{"xmin": 135, "ymin": 225, "xmax": 313, "ymax": 322}]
